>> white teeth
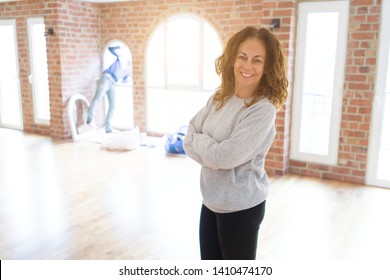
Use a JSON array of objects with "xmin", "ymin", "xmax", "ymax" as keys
[{"xmin": 241, "ymin": 72, "xmax": 253, "ymax": 78}]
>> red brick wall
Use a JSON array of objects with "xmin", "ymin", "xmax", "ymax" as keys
[
  {"xmin": 98, "ymin": 0, "xmax": 295, "ymax": 176},
  {"xmin": 0, "ymin": 0, "xmax": 50, "ymax": 135},
  {"xmin": 98, "ymin": 0, "xmax": 268, "ymax": 134},
  {"xmin": 0, "ymin": 0, "xmax": 384, "ymax": 184},
  {"xmin": 44, "ymin": 0, "xmax": 101, "ymax": 139},
  {"xmin": 288, "ymin": 0, "xmax": 381, "ymax": 184},
  {"xmin": 0, "ymin": 0, "xmax": 100, "ymax": 139},
  {"xmin": 261, "ymin": 0, "xmax": 296, "ymax": 176}
]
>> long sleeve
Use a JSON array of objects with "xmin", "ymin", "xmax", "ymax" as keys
[
  {"xmin": 183, "ymin": 96, "xmax": 214, "ymax": 166},
  {"xmin": 187, "ymin": 96, "xmax": 275, "ymax": 213},
  {"xmin": 192, "ymin": 100, "xmax": 275, "ymax": 170}
]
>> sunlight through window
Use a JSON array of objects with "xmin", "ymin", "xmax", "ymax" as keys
[
  {"xmin": 146, "ymin": 14, "xmax": 222, "ymax": 134},
  {"xmin": 291, "ymin": 1, "xmax": 349, "ymax": 164},
  {"xmin": 28, "ymin": 18, "xmax": 50, "ymax": 124},
  {"xmin": 0, "ymin": 20, "xmax": 22, "ymax": 129},
  {"xmin": 367, "ymin": 0, "xmax": 390, "ymax": 187}
]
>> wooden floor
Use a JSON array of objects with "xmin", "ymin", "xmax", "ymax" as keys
[{"xmin": 1, "ymin": 127, "xmax": 390, "ymax": 260}]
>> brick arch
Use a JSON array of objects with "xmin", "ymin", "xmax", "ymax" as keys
[
  {"xmin": 100, "ymin": 37, "xmax": 135, "ymax": 61},
  {"xmin": 101, "ymin": 39, "xmax": 134, "ymax": 64},
  {"xmin": 144, "ymin": 6, "xmax": 225, "ymax": 54},
  {"xmin": 136, "ymin": 9, "xmax": 225, "ymax": 131}
]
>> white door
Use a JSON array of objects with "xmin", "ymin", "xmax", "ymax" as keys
[
  {"xmin": 27, "ymin": 17, "xmax": 50, "ymax": 124},
  {"xmin": 0, "ymin": 19, "xmax": 23, "ymax": 129},
  {"xmin": 290, "ymin": 1, "xmax": 349, "ymax": 165},
  {"xmin": 367, "ymin": 0, "xmax": 390, "ymax": 188}
]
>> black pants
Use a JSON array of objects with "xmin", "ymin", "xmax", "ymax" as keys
[{"xmin": 199, "ymin": 201, "xmax": 266, "ymax": 260}]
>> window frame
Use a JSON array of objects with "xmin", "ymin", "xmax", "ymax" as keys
[
  {"xmin": 290, "ymin": 1, "xmax": 349, "ymax": 165},
  {"xmin": 366, "ymin": 0, "xmax": 390, "ymax": 188},
  {"xmin": 0, "ymin": 19, "xmax": 23, "ymax": 130},
  {"xmin": 145, "ymin": 14, "xmax": 222, "ymax": 134},
  {"xmin": 27, "ymin": 17, "xmax": 51, "ymax": 125}
]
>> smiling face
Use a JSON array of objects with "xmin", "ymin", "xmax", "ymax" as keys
[{"xmin": 233, "ymin": 37, "xmax": 266, "ymax": 98}]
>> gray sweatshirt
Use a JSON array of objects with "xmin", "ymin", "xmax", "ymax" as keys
[{"xmin": 183, "ymin": 94, "xmax": 276, "ymax": 213}]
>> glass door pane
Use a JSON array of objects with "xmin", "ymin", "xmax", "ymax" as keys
[
  {"xmin": 377, "ymin": 89, "xmax": 390, "ymax": 180},
  {"xmin": 167, "ymin": 17, "xmax": 200, "ymax": 88},
  {"xmin": 0, "ymin": 20, "xmax": 23, "ymax": 129},
  {"xmin": 378, "ymin": 46, "xmax": 390, "ymax": 179},
  {"xmin": 367, "ymin": 0, "xmax": 390, "ymax": 187},
  {"xmin": 28, "ymin": 17, "xmax": 50, "ymax": 124},
  {"xmin": 299, "ymin": 12, "xmax": 339, "ymax": 155},
  {"xmin": 290, "ymin": 1, "xmax": 349, "ymax": 165}
]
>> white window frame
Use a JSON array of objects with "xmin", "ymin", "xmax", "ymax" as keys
[
  {"xmin": 366, "ymin": 0, "xmax": 390, "ymax": 188},
  {"xmin": 290, "ymin": 1, "xmax": 349, "ymax": 165},
  {"xmin": 27, "ymin": 17, "xmax": 50, "ymax": 125},
  {"xmin": 0, "ymin": 19, "xmax": 23, "ymax": 130}
]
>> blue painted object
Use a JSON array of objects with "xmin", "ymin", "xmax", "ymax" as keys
[{"xmin": 165, "ymin": 126, "xmax": 188, "ymax": 154}]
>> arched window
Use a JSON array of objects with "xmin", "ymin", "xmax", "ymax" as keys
[
  {"xmin": 103, "ymin": 41, "xmax": 134, "ymax": 130},
  {"xmin": 146, "ymin": 14, "xmax": 222, "ymax": 133}
]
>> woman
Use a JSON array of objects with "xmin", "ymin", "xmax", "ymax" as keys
[{"xmin": 183, "ymin": 26, "xmax": 288, "ymax": 260}]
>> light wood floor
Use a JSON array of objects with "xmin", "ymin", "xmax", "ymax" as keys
[{"xmin": 1, "ymin": 127, "xmax": 390, "ymax": 260}]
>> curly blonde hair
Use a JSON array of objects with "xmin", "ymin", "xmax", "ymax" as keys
[{"xmin": 214, "ymin": 26, "xmax": 288, "ymax": 110}]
